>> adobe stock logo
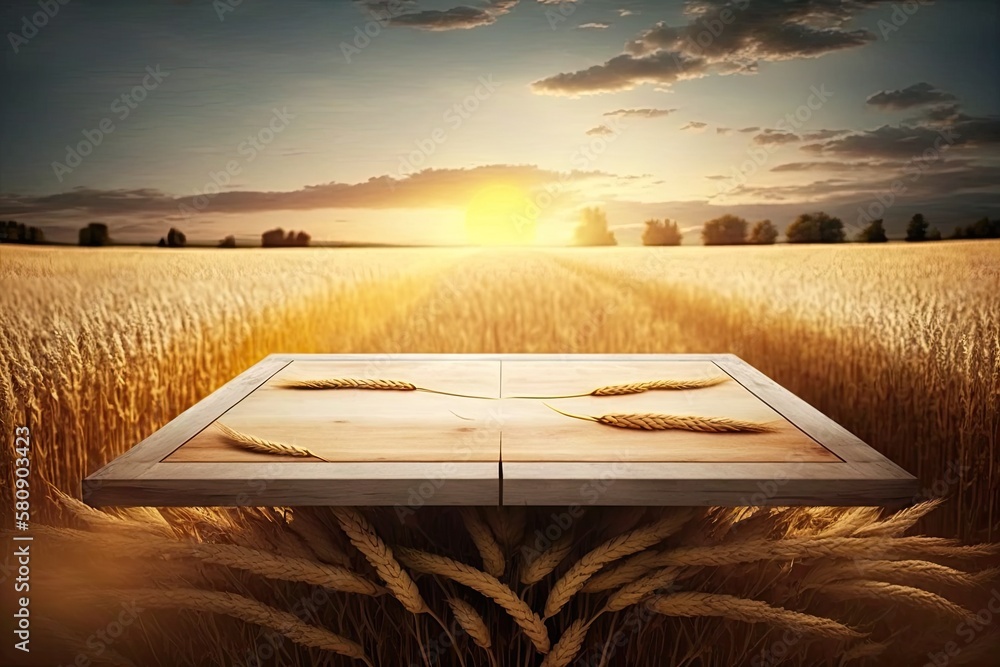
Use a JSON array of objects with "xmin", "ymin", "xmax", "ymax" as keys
[{"xmin": 7, "ymin": 0, "xmax": 72, "ymax": 54}]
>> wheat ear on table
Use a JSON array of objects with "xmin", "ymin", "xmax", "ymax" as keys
[
  {"xmin": 544, "ymin": 405, "xmax": 774, "ymax": 433},
  {"xmin": 512, "ymin": 376, "xmax": 729, "ymax": 398},
  {"xmin": 277, "ymin": 377, "xmax": 497, "ymax": 399},
  {"xmin": 215, "ymin": 423, "xmax": 329, "ymax": 460}
]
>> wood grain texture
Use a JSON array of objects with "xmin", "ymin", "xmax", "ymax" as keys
[
  {"xmin": 165, "ymin": 360, "xmax": 502, "ymax": 463},
  {"xmin": 83, "ymin": 353, "xmax": 917, "ymax": 508},
  {"xmin": 499, "ymin": 361, "xmax": 839, "ymax": 463}
]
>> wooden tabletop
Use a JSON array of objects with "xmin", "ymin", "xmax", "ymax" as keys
[{"xmin": 83, "ymin": 354, "xmax": 917, "ymax": 507}]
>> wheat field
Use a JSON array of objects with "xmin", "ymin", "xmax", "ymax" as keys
[{"xmin": 2, "ymin": 243, "xmax": 999, "ymax": 666}]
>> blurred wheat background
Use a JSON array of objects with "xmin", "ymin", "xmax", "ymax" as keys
[{"xmin": 1, "ymin": 243, "xmax": 999, "ymax": 666}]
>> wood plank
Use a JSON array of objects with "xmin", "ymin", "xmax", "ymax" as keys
[
  {"xmin": 164, "ymin": 360, "xmax": 502, "ymax": 463},
  {"xmin": 499, "ymin": 360, "xmax": 839, "ymax": 462}
]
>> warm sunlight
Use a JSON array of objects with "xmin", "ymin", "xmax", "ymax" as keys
[{"xmin": 464, "ymin": 184, "xmax": 536, "ymax": 246}]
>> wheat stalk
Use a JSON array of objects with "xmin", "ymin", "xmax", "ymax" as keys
[
  {"xmin": 91, "ymin": 588, "xmax": 372, "ymax": 664},
  {"xmin": 647, "ymin": 536, "xmax": 999, "ymax": 568},
  {"xmin": 396, "ymin": 547, "xmax": 550, "ymax": 654},
  {"xmin": 331, "ymin": 507, "xmax": 426, "ymax": 614},
  {"xmin": 543, "ymin": 509, "xmax": 693, "ymax": 619},
  {"xmin": 521, "ymin": 531, "xmax": 575, "ymax": 586},
  {"xmin": 539, "ymin": 619, "xmax": 591, "ymax": 667},
  {"xmin": 515, "ymin": 376, "xmax": 729, "ymax": 399},
  {"xmin": 807, "ymin": 559, "xmax": 996, "ymax": 591},
  {"xmin": 279, "ymin": 378, "xmax": 417, "ymax": 391},
  {"xmin": 605, "ymin": 566, "xmax": 683, "ymax": 612},
  {"xmin": 215, "ymin": 422, "xmax": 328, "ymax": 461},
  {"xmin": 278, "ymin": 377, "xmax": 495, "ymax": 399},
  {"xmin": 647, "ymin": 591, "xmax": 863, "ymax": 641},
  {"xmin": 581, "ymin": 550, "xmax": 662, "ymax": 592},
  {"xmin": 286, "ymin": 509, "xmax": 354, "ymax": 568},
  {"xmin": 545, "ymin": 404, "xmax": 774, "ymax": 433},
  {"xmin": 446, "ymin": 597, "xmax": 492, "ymax": 650},
  {"xmin": 821, "ymin": 579, "xmax": 976, "ymax": 621},
  {"xmin": 460, "ymin": 508, "xmax": 506, "ymax": 578}
]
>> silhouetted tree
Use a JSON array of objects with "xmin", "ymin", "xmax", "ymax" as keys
[
  {"xmin": 785, "ymin": 212, "xmax": 845, "ymax": 243},
  {"xmin": 262, "ymin": 227, "xmax": 312, "ymax": 247},
  {"xmin": 0, "ymin": 220, "xmax": 45, "ymax": 244},
  {"xmin": 856, "ymin": 218, "xmax": 888, "ymax": 243},
  {"xmin": 574, "ymin": 207, "xmax": 617, "ymax": 246},
  {"xmin": 219, "ymin": 235, "xmax": 237, "ymax": 248},
  {"xmin": 701, "ymin": 214, "xmax": 747, "ymax": 245},
  {"xmin": 927, "ymin": 227, "xmax": 942, "ymax": 241},
  {"xmin": 157, "ymin": 237, "xmax": 167, "ymax": 247},
  {"xmin": 166, "ymin": 227, "xmax": 187, "ymax": 247},
  {"xmin": 641, "ymin": 218, "xmax": 682, "ymax": 246},
  {"xmin": 748, "ymin": 219, "xmax": 778, "ymax": 245},
  {"xmin": 79, "ymin": 222, "xmax": 110, "ymax": 246},
  {"xmin": 905, "ymin": 213, "xmax": 929, "ymax": 242}
]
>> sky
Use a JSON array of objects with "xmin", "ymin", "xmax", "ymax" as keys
[{"xmin": 1, "ymin": 0, "xmax": 998, "ymax": 245}]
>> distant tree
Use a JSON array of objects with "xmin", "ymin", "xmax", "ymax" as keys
[
  {"xmin": 219, "ymin": 235, "xmax": 237, "ymax": 248},
  {"xmin": 79, "ymin": 222, "xmax": 110, "ymax": 247},
  {"xmin": 641, "ymin": 218, "xmax": 682, "ymax": 246},
  {"xmin": 748, "ymin": 219, "xmax": 778, "ymax": 245},
  {"xmin": 574, "ymin": 207, "xmax": 617, "ymax": 246},
  {"xmin": 967, "ymin": 217, "xmax": 1000, "ymax": 239},
  {"xmin": 786, "ymin": 212, "xmax": 845, "ymax": 243},
  {"xmin": 0, "ymin": 220, "xmax": 45, "ymax": 244},
  {"xmin": 166, "ymin": 227, "xmax": 187, "ymax": 247},
  {"xmin": 262, "ymin": 227, "xmax": 312, "ymax": 247},
  {"xmin": 157, "ymin": 237, "xmax": 167, "ymax": 247},
  {"xmin": 927, "ymin": 227, "xmax": 942, "ymax": 241},
  {"xmin": 701, "ymin": 214, "xmax": 748, "ymax": 245},
  {"xmin": 856, "ymin": 218, "xmax": 888, "ymax": 243},
  {"xmin": 905, "ymin": 213, "xmax": 929, "ymax": 242},
  {"xmin": 951, "ymin": 226, "xmax": 965, "ymax": 239}
]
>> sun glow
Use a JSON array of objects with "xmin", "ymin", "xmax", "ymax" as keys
[{"xmin": 464, "ymin": 184, "xmax": 536, "ymax": 246}]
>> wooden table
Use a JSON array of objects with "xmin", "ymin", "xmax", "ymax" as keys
[{"xmin": 83, "ymin": 354, "xmax": 917, "ymax": 507}]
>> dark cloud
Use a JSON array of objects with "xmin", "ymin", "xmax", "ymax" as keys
[
  {"xmin": 586, "ymin": 125, "xmax": 615, "ymax": 136},
  {"xmin": 804, "ymin": 113, "xmax": 1000, "ymax": 158},
  {"xmin": 716, "ymin": 127, "xmax": 732, "ymax": 135},
  {"xmin": 738, "ymin": 126, "xmax": 760, "ymax": 133},
  {"xmin": 801, "ymin": 129, "xmax": 849, "ymax": 141},
  {"xmin": 603, "ymin": 108, "xmax": 676, "ymax": 118},
  {"xmin": 532, "ymin": 0, "xmax": 891, "ymax": 95},
  {"xmin": 680, "ymin": 121, "xmax": 708, "ymax": 131},
  {"xmin": 389, "ymin": 0, "xmax": 517, "ymax": 30},
  {"xmin": 0, "ymin": 165, "xmax": 608, "ymax": 218},
  {"xmin": 770, "ymin": 160, "xmax": 906, "ymax": 172},
  {"xmin": 753, "ymin": 129, "xmax": 800, "ymax": 145},
  {"xmin": 866, "ymin": 82, "xmax": 957, "ymax": 110}
]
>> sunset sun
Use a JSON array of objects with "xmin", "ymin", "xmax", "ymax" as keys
[{"xmin": 464, "ymin": 184, "xmax": 536, "ymax": 246}]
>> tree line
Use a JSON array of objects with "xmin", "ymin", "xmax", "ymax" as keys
[{"xmin": 573, "ymin": 208, "xmax": 1000, "ymax": 246}]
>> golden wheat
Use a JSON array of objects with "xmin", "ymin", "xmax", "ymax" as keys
[
  {"xmin": 396, "ymin": 547, "xmax": 551, "ymax": 654},
  {"xmin": 821, "ymin": 579, "xmax": 976, "ymax": 621},
  {"xmin": 520, "ymin": 531, "xmax": 575, "ymax": 586},
  {"xmin": 331, "ymin": 507, "xmax": 427, "ymax": 614},
  {"xmin": 539, "ymin": 619, "xmax": 591, "ymax": 667},
  {"xmin": 446, "ymin": 597, "xmax": 493, "ymax": 650},
  {"xmin": 215, "ymin": 422, "xmax": 328, "ymax": 460},
  {"xmin": 460, "ymin": 507, "xmax": 506, "ymax": 578},
  {"xmin": 545, "ymin": 404, "xmax": 774, "ymax": 433},
  {"xmin": 604, "ymin": 565, "xmax": 683, "ymax": 612},
  {"xmin": 512, "ymin": 376, "xmax": 728, "ymax": 398},
  {"xmin": 647, "ymin": 592, "xmax": 863, "ymax": 640},
  {"xmin": 279, "ymin": 378, "xmax": 417, "ymax": 391},
  {"xmin": 543, "ymin": 510, "xmax": 693, "ymax": 619},
  {"xmin": 87, "ymin": 588, "xmax": 372, "ymax": 664}
]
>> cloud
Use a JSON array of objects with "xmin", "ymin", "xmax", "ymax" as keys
[
  {"xmin": 801, "ymin": 129, "xmax": 849, "ymax": 141},
  {"xmin": 804, "ymin": 113, "xmax": 1000, "ymax": 158},
  {"xmin": 532, "ymin": 0, "xmax": 892, "ymax": 96},
  {"xmin": 578, "ymin": 22, "xmax": 610, "ymax": 29},
  {"xmin": 716, "ymin": 127, "xmax": 732, "ymax": 135},
  {"xmin": 0, "ymin": 165, "xmax": 612, "ymax": 219},
  {"xmin": 603, "ymin": 107, "xmax": 676, "ymax": 118},
  {"xmin": 770, "ymin": 159, "xmax": 908, "ymax": 172},
  {"xmin": 738, "ymin": 126, "xmax": 760, "ymax": 133},
  {"xmin": 617, "ymin": 9, "xmax": 636, "ymax": 17},
  {"xmin": 680, "ymin": 121, "xmax": 708, "ymax": 131},
  {"xmin": 586, "ymin": 125, "xmax": 615, "ymax": 136},
  {"xmin": 389, "ymin": 0, "xmax": 517, "ymax": 31},
  {"xmin": 866, "ymin": 82, "xmax": 957, "ymax": 110},
  {"xmin": 753, "ymin": 129, "xmax": 800, "ymax": 145}
]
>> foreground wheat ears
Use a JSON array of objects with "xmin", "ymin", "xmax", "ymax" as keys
[
  {"xmin": 215, "ymin": 422, "xmax": 330, "ymax": 460},
  {"xmin": 39, "ymin": 494, "xmax": 1000, "ymax": 666}
]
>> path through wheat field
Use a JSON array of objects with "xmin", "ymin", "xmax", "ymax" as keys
[{"xmin": 2, "ymin": 244, "xmax": 999, "ymax": 666}]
